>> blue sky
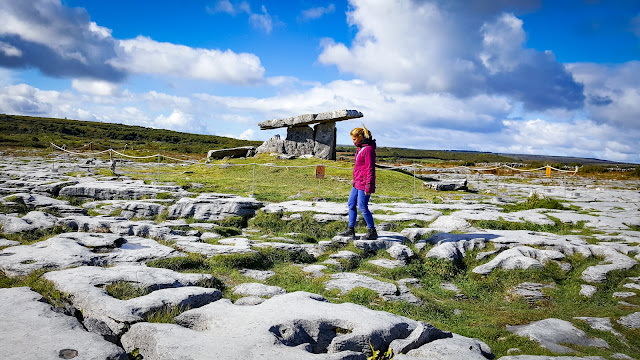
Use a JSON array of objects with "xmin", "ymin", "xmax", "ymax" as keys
[{"xmin": 1, "ymin": 0, "xmax": 639, "ymax": 162}]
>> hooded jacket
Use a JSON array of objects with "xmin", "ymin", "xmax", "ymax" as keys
[{"xmin": 353, "ymin": 138, "xmax": 376, "ymax": 194}]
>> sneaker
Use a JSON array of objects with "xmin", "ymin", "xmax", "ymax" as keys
[
  {"xmin": 362, "ymin": 227, "xmax": 378, "ymax": 240},
  {"xmin": 337, "ymin": 227, "xmax": 355, "ymax": 238}
]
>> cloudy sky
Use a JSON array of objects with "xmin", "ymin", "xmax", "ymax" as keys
[{"xmin": 0, "ymin": 0, "xmax": 639, "ymax": 162}]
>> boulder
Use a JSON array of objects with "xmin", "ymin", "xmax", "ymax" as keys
[
  {"xmin": 581, "ymin": 246, "xmax": 638, "ymax": 283},
  {"xmin": 424, "ymin": 179, "xmax": 468, "ymax": 191},
  {"xmin": 0, "ymin": 287, "xmax": 127, "ymax": 360},
  {"xmin": 232, "ymin": 282, "xmax": 286, "ymax": 298},
  {"xmin": 617, "ymin": 311, "xmax": 640, "ymax": 329},
  {"xmin": 472, "ymin": 246, "xmax": 565, "ymax": 275},
  {"xmin": 426, "ymin": 238, "xmax": 486, "ymax": 261},
  {"xmin": 0, "ymin": 211, "xmax": 58, "ymax": 233},
  {"xmin": 506, "ymin": 318, "xmax": 608, "ymax": 354},
  {"xmin": 396, "ymin": 333, "xmax": 493, "ymax": 360},
  {"xmin": 207, "ymin": 146, "xmax": 256, "ymax": 160}
]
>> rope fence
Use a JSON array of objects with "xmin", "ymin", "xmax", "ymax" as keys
[{"xmin": 49, "ymin": 142, "xmax": 580, "ymax": 200}]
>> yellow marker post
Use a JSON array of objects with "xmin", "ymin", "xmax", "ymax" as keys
[{"xmin": 546, "ymin": 166, "xmax": 551, "ymax": 178}]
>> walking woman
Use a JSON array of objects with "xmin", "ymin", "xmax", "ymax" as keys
[{"xmin": 338, "ymin": 125, "xmax": 378, "ymax": 240}]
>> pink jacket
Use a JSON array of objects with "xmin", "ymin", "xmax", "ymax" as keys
[{"xmin": 353, "ymin": 139, "xmax": 376, "ymax": 194}]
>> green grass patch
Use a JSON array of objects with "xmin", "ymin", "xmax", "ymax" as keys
[
  {"xmin": 469, "ymin": 217, "xmax": 592, "ymax": 236},
  {"xmin": 1, "ymin": 225, "xmax": 71, "ymax": 245},
  {"xmin": 502, "ymin": 193, "xmax": 567, "ymax": 212},
  {"xmin": 143, "ymin": 304, "xmax": 190, "ymax": 323},
  {"xmin": 104, "ymin": 281, "xmax": 150, "ymax": 300},
  {"xmin": 0, "ymin": 269, "xmax": 70, "ymax": 309}
]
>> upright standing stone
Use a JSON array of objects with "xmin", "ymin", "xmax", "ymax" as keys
[
  {"xmin": 284, "ymin": 125, "xmax": 315, "ymax": 156},
  {"xmin": 313, "ymin": 122, "xmax": 337, "ymax": 160}
]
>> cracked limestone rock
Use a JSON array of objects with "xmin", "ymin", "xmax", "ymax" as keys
[
  {"xmin": 0, "ymin": 287, "xmax": 127, "ymax": 360},
  {"xmin": 121, "ymin": 291, "xmax": 463, "ymax": 360},
  {"xmin": 506, "ymin": 318, "xmax": 608, "ymax": 354},
  {"xmin": 44, "ymin": 266, "xmax": 221, "ymax": 337}
]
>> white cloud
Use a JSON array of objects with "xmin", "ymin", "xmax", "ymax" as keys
[
  {"xmin": 206, "ymin": 1, "xmax": 250, "ymax": 15},
  {"xmin": 318, "ymin": 0, "xmax": 584, "ymax": 110},
  {"xmin": 238, "ymin": 128, "xmax": 255, "ymax": 140},
  {"xmin": 249, "ymin": 5, "xmax": 273, "ymax": 34},
  {"xmin": 110, "ymin": 36, "xmax": 265, "ymax": 84},
  {"xmin": 0, "ymin": 41, "xmax": 22, "ymax": 57},
  {"xmin": 301, "ymin": 4, "xmax": 335, "ymax": 20},
  {"xmin": 568, "ymin": 61, "xmax": 640, "ymax": 130},
  {"xmin": 72, "ymin": 78, "xmax": 120, "ymax": 96},
  {"xmin": 207, "ymin": 1, "xmax": 274, "ymax": 34}
]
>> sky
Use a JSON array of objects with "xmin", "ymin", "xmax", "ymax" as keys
[{"xmin": 0, "ymin": 0, "xmax": 639, "ymax": 163}]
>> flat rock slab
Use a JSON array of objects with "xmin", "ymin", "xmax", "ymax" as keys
[
  {"xmin": 498, "ymin": 356, "xmax": 606, "ymax": 360},
  {"xmin": 506, "ymin": 318, "xmax": 608, "ymax": 354},
  {"xmin": 207, "ymin": 146, "xmax": 256, "ymax": 159},
  {"xmin": 175, "ymin": 241, "xmax": 256, "ymax": 257},
  {"xmin": 508, "ymin": 282, "xmax": 556, "ymax": 304},
  {"xmin": 617, "ymin": 311, "xmax": 640, "ymax": 329},
  {"xmin": 258, "ymin": 109, "xmax": 363, "ymax": 130},
  {"xmin": 240, "ymin": 269, "xmax": 276, "ymax": 280},
  {"xmin": 44, "ymin": 266, "xmax": 221, "ymax": 337},
  {"xmin": 325, "ymin": 272, "xmax": 421, "ymax": 304},
  {"xmin": 0, "ymin": 233, "xmax": 182, "ymax": 276},
  {"xmin": 0, "ymin": 238, "xmax": 19, "ymax": 247},
  {"xmin": 574, "ymin": 317, "xmax": 621, "ymax": 336},
  {"xmin": 396, "ymin": 333, "xmax": 494, "ymax": 360},
  {"xmin": 232, "ymin": 282, "xmax": 286, "ymax": 297},
  {"xmin": 59, "ymin": 180, "xmax": 186, "ymax": 200},
  {"xmin": 0, "ymin": 236, "xmax": 106, "ymax": 276},
  {"xmin": 581, "ymin": 246, "xmax": 638, "ymax": 283},
  {"xmin": 168, "ymin": 193, "xmax": 263, "ymax": 221},
  {"xmin": 0, "ymin": 210, "xmax": 58, "ymax": 233},
  {"xmin": 472, "ymin": 246, "xmax": 565, "ymax": 275},
  {"xmin": 0, "ymin": 287, "xmax": 127, "ymax": 360},
  {"xmin": 121, "ymin": 291, "xmax": 461, "ymax": 359}
]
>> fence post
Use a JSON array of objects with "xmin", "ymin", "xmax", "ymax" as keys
[
  {"xmin": 413, "ymin": 166, "xmax": 416, "ymax": 199},
  {"xmin": 251, "ymin": 163, "xmax": 256, "ymax": 198},
  {"xmin": 157, "ymin": 154, "xmax": 160, "ymax": 183}
]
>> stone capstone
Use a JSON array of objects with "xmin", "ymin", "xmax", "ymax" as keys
[{"xmin": 258, "ymin": 110, "xmax": 363, "ymax": 130}]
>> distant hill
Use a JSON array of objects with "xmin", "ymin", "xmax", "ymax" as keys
[
  {"xmin": 0, "ymin": 114, "xmax": 262, "ymax": 154},
  {"xmin": 1, "ymin": 114, "xmax": 636, "ymax": 167}
]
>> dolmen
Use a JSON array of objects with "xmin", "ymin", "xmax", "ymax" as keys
[{"xmin": 257, "ymin": 109, "xmax": 363, "ymax": 160}]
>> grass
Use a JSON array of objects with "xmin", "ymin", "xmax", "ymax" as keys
[
  {"xmin": 0, "ymin": 269, "xmax": 70, "ymax": 309},
  {"xmin": 105, "ymin": 281, "xmax": 150, "ymax": 300},
  {"xmin": 469, "ymin": 216, "xmax": 596, "ymax": 236},
  {"xmin": 1, "ymin": 225, "xmax": 71, "ymax": 245},
  {"xmin": 110, "ymin": 154, "xmax": 450, "ymax": 202},
  {"xmin": 502, "ymin": 193, "xmax": 568, "ymax": 212}
]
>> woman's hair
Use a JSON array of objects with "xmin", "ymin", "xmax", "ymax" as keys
[{"xmin": 350, "ymin": 124, "xmax": 372, "ymax": 139}]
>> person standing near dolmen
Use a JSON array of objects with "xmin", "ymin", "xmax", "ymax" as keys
[{"xmin": 338, "ymin": 125, "xmax": 378, "ymax": 240}]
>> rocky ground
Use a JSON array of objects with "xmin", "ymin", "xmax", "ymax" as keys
[{"xmin": 1, "ymin": 153, "xmax": 639, "ymax": 360}]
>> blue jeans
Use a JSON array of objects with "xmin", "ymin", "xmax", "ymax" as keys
[{"xmin": 348, "ymin": 187, "xmax": 375, "ymax": 228}]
